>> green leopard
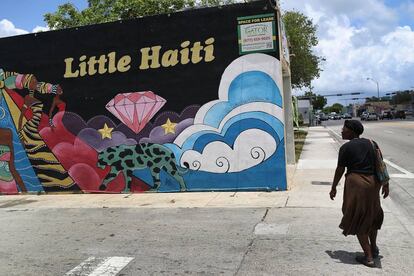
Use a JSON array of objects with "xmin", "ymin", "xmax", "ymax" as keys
[{"xmin": 97, "ymin": 143, "xmax": 188, "ymax": 192}]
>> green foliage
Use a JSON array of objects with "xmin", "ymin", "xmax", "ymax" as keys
[
  {"xmin": 298, "ymin": 113, "xmax": 304, "ymax": 125},
  {"xmin": 391, "ymin": 90, "xmax": 413, "ymax": 104},
  {"xmin": 365, "ymin": 96, "xmax": 381, "ymax": 102},
  {"xmin": 323, "ymin": 103, "xmax": 343, "ymax": 113},
  {"xmin": 199, "ymin": 0, "xmax": 238, "ymax": 5},
  {"xmin": 44, "ymin": 0, "xmax": 257, "ymax": 29},
  {"xmin": 282, "ymin": 11, "xmax": 324, "ymax": 89},
  {"xmin": 304, "ymin": 91, "xmax": 327, "ymax": 110},
  {"xmin": 45, "ymin": 0, "xmax": 197, "ymax": 29}
]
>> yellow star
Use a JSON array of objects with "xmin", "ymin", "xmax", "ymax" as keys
[
  {"xmin": 98, "ymin": 123, "xmax": 113, "ymax": 139},
  {"xmin": 161, "ymin": 118, "xmax": 177, "ymax": 134}
]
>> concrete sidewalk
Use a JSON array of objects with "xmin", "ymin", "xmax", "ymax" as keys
[{"xmin": 1, "ymin": 126, "xmax": 413, "ymax": 275}]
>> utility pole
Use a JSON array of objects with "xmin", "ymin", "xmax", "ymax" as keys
[{"xmin": 366, "ymin": 77, "xmax": 380, "ymax": 99}]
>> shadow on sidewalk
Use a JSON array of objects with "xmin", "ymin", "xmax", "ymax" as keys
[
  {"xmin": 325, "ymin": 250, "xmax": 358, "ymax": 265},
  {"xmin": 325, "ymin": 250, "xmax": 383, "ymax": 268}
]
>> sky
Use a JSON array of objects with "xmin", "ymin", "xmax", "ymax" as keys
[
  {"xmin": 280, "ymin": 0, "xmax": 414, "ymax": 105},
  {"xmin": 0, "ymin": 0, "xmax": 87, "ymax": 34},
  {"xmin": 1, "ymin": 0, "xmax": 414, "ymax": 106}
]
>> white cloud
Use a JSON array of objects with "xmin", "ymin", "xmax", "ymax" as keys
[
  {"xmin": 180, "ymin": 129, "xmax": 276, "ymax": 173},
  {"xmin": 0, "ymin": 20, "xmax": 49, "ymax": 38},
  {"xmin": 32, "ymin": 26, "xmax": 49, "ymax": 33},
  {"xmin": 0, "ymin": 19, "xmax": 28, "ymax": 38},
  {"xmin": 281, "ymin": 0, "xmax": 414, "ymax": 104}
]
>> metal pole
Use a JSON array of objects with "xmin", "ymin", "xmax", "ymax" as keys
[
  {"xmin": 367, "ymin": 77, "xmax": 380, "ymax": 99},
  {"xmin": 376, "ymin": 81, "xmax": 379, "ymax": 99}
]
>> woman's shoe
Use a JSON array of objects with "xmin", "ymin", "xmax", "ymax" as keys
[{"xmin": 355, "ymin": 255, "xmax": 375, "ymax": 268}]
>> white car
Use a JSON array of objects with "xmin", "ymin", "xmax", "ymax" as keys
[
  {"xmin": 361, "ymin": 112, "xmax": 368, "ymax": 120},
  {"xmin": 366, "ymin": 112, "xmax": 378, "ymax": 121}
]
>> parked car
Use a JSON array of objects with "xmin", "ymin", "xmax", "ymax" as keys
[
  {"xmin": 334, "ymin": 114, "xmax": 342, "ymax": 120},
  {"xmin": 319, "ymin": 113, "xmax": 329, "ymax": 121},
  {"xmin": 380, "ymin": 110, "xmax": 393, "ymax": 120},
  {"xmin": 360, "ymin": 112, "xmax": 369, "ymax": 121},
  {"xmin": 366, "ymin": 112, "xmax": 379, "ymax": 121},
  {"xmin": 394, "ymin": 110, "xmax": 406, "ymax": 119},
  {"xmin": 328, "ymin": 112, "xmax": 336, "ymax": 120},
  {"xmin": 405, "ymin": 110, "xmax": 413, "ymax": 117},
  {"xmin": 342, "ymin": 113, "xmax": 352, "ymax": 119}
]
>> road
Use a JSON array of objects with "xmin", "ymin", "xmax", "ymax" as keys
[
  {"xmin": 1, "ymin": 119, "xmax": 413, "ymax": 275},
  {"xmin": 323, "ymin": 117, "xmax": 414, "ymax": 222}
]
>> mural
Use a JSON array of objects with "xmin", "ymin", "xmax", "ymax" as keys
[{"xmin": 0, "ymin": 0, "xmax": 286, "ymax": 194}]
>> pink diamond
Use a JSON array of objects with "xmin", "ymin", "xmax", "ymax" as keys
[{"xmin": 106, "ymin": 91, "xmax": 166, "ymax": 134}]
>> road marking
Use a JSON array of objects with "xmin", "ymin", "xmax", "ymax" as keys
[
  {"xmin": 389, "ymin": 174, "xmax": 414, "ymax": 179},
  {"xmin": 384, "ymin": 159, "xmax": 414, "ymax": 179},
  {"xmin": 330, "ymin": 130, "xmax": 341, "ymax": 139},
  {"xmin": 65, "ymin": 257, "xmax": 99, "ymax": 275},
  {"xmin": 384, "ymin": 130, "xmax": 394, "ymax": 134},
  {"xmin": 88, "ymin": 257, "xmax": 134, "ymax": 276},
  {"xmin": 324, "ymin": 127, "xmax": 342, "ymax": 140},
  {"xmin": 66, "ymin": 256, "xmax": 134, "ymax": 276}
]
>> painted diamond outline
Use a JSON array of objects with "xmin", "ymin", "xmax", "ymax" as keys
[{"xmin": 106, "ymin": 91, "xmax": 166, "ymax": 134}]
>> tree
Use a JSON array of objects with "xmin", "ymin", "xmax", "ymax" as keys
[
  {"xmin": 304, "ymin": 91, "xmax": 327, "ymax": 110},
  {"xmin": 322, "ymin": 103, "xmax": 343, "ymax": 114},
  {"xmin": 330, "ymin": 103, "xmax": 343, "ymax": 113},
  {"xmin": 391, "ymin": 90, "xmax": 412, "ymax": 105},
  {"xmin": 44, "ymin": 0, "xmax": 195, "ymax": 29},
  {"xmin": 44, "ymin": 0, "xmax": 254, "ymax": 29},
  {"xmin": 282, "ymin": 11, "xmax": 324, "ymax": 89}
]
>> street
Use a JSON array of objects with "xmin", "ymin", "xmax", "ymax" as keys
[
  {"xmin": 1, "ymin": 121, "xmax": 414, "ymax": 275},
  {"xmin": 323, "ymin": 118, "xmax": 414, "ymax": 221}
]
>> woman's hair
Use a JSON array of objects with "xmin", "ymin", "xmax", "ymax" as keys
[{"xmin": 344, "ymin": 119, "xmax": 364, "ymax": 135}]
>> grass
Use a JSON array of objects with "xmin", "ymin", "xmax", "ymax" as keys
[{"xmin": 294, "ymin": 129, "xmax": 308, "ymax": 163}]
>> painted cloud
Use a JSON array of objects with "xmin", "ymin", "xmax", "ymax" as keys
[
  {"xmin": 169, "ymin": 53, "xmax": 285, "ymax": 173},
  {"xmin": 181, "ymin": 129, "xmax": 277, "ymax": 173}
]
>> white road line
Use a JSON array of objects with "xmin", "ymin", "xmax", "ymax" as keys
[
  {"xmin": 324, "ymin": 127, "xmax": 342, "ymax": 139},
  {"xmin": 330, "ymin": 130, "xmax": 341, "ymax": 139},
  {"xmin": 89, "ymin": 257, "xmax": 134, "ymax": 276},
  {"xmin": 389, "ymin": 174, "xmax": 414, "ymax": 179},
  {"xmin": 66, "ymin": 257, "xmax": 134, "ymax": 276},
  {"xmin": 384, "ymin": 159, "xmax": 414, "ymax": 177},
  {"xmin": 384, "ymin": 130, "xmax": 394, "ymax": 134},
  {"xmin": 65, "ymin": 257, "xmax": 103, "ymax": 276},
  {"xmin": 384, "ymin": 159, "xmax": 412, "ymax": 175}
]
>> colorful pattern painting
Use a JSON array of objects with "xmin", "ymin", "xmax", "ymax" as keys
[{"xmin": 0, "ymin": 1, "xmax": 286, "ymax": 194}]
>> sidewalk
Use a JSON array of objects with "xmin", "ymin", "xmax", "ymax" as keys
[
  {"xmin": 241, "ymin": 126, "xmax": 413, "ymax": 275},
  {"xmin": 264, "ymin": 126, "xmax": 414, "ymax": 275},
  {"xmin": 1, "ymin": 126, "xmax": 413, "ymax": 275}
]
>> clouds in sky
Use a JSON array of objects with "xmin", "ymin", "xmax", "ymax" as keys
[
  {"xmin": 0, "ymin": 19, "xmax": 48, "ymax": 38},
  {"xmin": 281, "ymin": 0, "xmax": 414, "ymax": 103},
  {"xmin": 0, "ymin": 19, "xmax": 28, "ymax": 37}
]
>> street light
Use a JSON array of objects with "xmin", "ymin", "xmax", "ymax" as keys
[{"xmin": 366, "ymin": 77, "xmax": 380, "ymax": 99}]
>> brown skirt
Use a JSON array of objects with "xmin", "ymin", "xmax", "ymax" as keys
[{"xmin": 339, "ymin": 173, "xmax": 384, "ymax": 236}]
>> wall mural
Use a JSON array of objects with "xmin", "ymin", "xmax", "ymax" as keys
[{"xmin": 0, "ymin": 1, "xmax": 286, "ymax": 194}]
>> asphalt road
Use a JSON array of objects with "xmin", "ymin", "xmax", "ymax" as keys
[
  {"xmin": 323, "ymin": 117, "xmax": 414, "ymax": 222},
  {"xmin": 0, "ymin": 207, "xmax": 266, "ymax": 276},
  {"xmin": 1, "ymin": 119, "xmax": 413, "ymax": 275}
]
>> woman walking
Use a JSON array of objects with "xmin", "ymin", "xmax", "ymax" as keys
[{"xmin": 330, "ymin": 119, "xmax": 389, "ymax": 267}]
